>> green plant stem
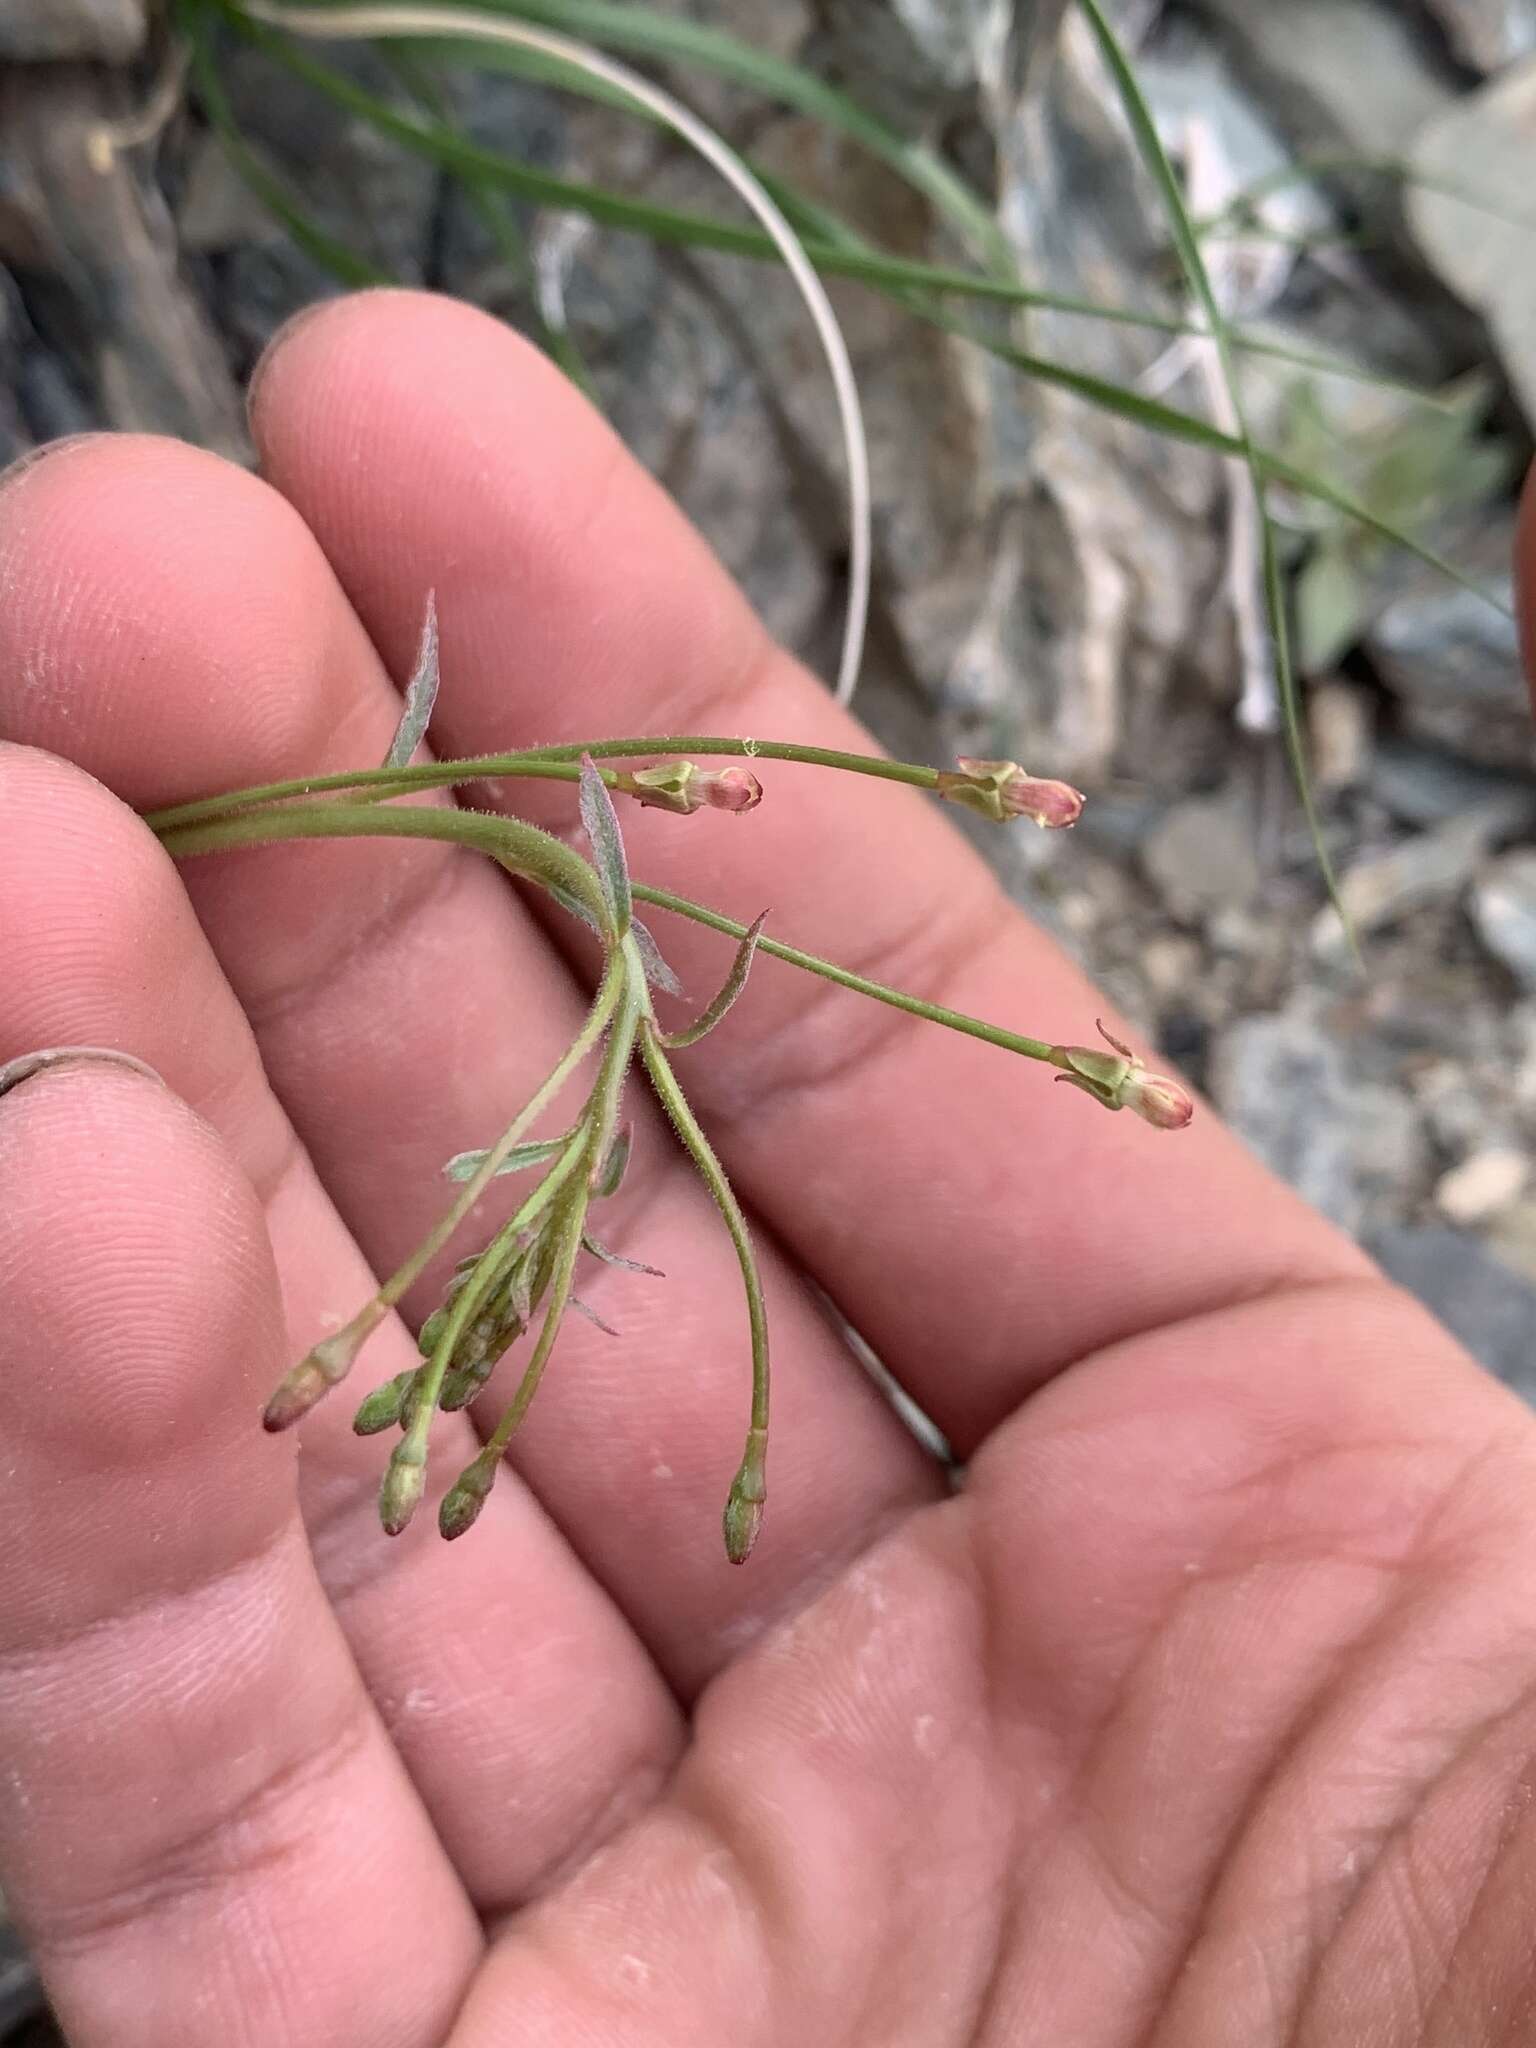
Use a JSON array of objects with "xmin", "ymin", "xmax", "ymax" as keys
[
  {"xmin": 632, "ymin": 883, "xmax": 1056, "ymax": 1067},
  {"xmin": 407, "ymin": 1116, "xmax": 591, "ymax": 1435},
  {"xmin": 144, "ymin": 739, "xmax": 944, "ymax": 834},
  {"xmin": 159, "ymin": 783, "xmax": 1064, "ymax": 1069},
  {"xmin": 478, "ymin": 967, "xmax": 643, "ymax": 1456},
  {"xmin": 639, "ymin": 1021, "xmax": 767, "ymax": 1438},
  {"xmin": 378, "ymin": 962, "xmax": 622, "ymax": 1323},
  {"xmin": 158, "ymin": 795, "xmax": 614, "ymax": 929}
]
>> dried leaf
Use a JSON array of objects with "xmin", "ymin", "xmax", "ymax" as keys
[
  {"xmin": 582, "ymin": 1231, "xmax": 664, "ymax": 1278},
  {"xmin": 384, "ymin": 590, "xmax": 440, "ymax": 768},
  {"xmin": 569, "ymin": 1293, "xmax": 622, "ymax": 1337}
]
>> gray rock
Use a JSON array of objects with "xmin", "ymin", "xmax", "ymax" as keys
[
  {"xmin": 0, "ymin": 68, "xmax": 246, "ymax": 458},
  {"xmin": 189, "ymin": 40, "xmax": 441, "ymax": 363},
  {"xmin": 1363, "ymin": 520, "xmax": 1533, "ymax": 774},
  {"xmin": 1473, "ymin": 848, "xmax": 1536, "ymax": 990},
  {"xmin": 1212, "ymin": 998, "xmax": 1428, "ymax": 1235},
  {"xmin": 1370, "ymin": 737, "xmax": 1536, "ymax": 828},
  {"xmin": 1421, "ymin": 0, "xmax": 1536, "ymax": 75},
  {"xmin": 1189, "ymin": 0, "xmax": 1456, "ymax": 162},
  {"xmin": 1311, "ymin": 790, "xmax": 1536, "ymax": 955},
  {"xmin": 1410, "ymin": 58, "xmax": 1536, "ymax": 430},
  {"xmin": 0, "ymin": 0, "xmax": 144, "ymax": 63},
  {"xmin": 1371, "ymin": 1224, "xmax": 1536, "ymax": 1399},
  {"xmin": 1140, "ymin": 793, "xmax": 1261, "ymax": 924}
]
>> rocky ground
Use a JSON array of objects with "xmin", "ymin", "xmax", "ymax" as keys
[{"xmin": 4, "ymin": 0, "xmax": 1536, "ymax": 2034}]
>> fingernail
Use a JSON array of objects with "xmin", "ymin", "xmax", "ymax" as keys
[
  {"xmin": 0, "ymin": 1046, "xmax": 165, "ymax": 1102},
  {"xmin": 246, "ymin": 295, "xmax": 341, "ymax": 429},
  {"xmin": 0, "ymin": 432, "xmax": 100, "ymax": 502}
]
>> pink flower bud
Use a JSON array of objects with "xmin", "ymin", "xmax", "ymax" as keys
[
  {"xmin": 701, "ymin": 765, "xmax": 763, "ymax": 813},
  {"xmin": 1123, "ymin": 1067, "xmax": 1195, "ymax": 1131},
  {"xmin": 1050, "ymin": 1021, "xmax": 1194, "ymax": 1130},
  {"xmin": 936, "ymin": 758, "xmax": 1085, "ymax": 828},
  {"xmin": 621, "ymin": 762, "xmax": 763, "ymax": 816}
]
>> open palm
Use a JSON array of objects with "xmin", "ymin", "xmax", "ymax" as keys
[{"xmin": 1, "ymin": 294, "xmax": 1534, "ymax": 2047}]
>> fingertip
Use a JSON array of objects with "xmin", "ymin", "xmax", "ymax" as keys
[
  {"xmin": 0, "ymin": 1052, "xmax": 288, "ymax": 1620},
  {"xmin": 0, "ymin": 429, "xmax": 354, "ymax": 801}
]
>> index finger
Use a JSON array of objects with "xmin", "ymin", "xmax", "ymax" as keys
[{"xmin": 253, "ymin": 291, "xmax": 1369, "ymax": 1451}]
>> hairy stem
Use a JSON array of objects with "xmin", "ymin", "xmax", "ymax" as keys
[
  {"xmin": 638, "ymin": 1023, "xmax": 767, "ymax": 1438},
  {"xmin": 633, "ymin": 883, "xmax": 1055, "ymax": 1064},
  {"xmin": 144, "ymin": 738, "xmax": 944, "ymax": 835}
]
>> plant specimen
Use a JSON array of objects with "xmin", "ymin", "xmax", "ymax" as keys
[{"xmin": 147, "ymin": 620, "xmax": 1190, "ymax": 1564}]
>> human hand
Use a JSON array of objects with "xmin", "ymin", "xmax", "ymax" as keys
[{"xmin": 0, "ymin": 292, "xmax": 1534, "ymax": 2047}]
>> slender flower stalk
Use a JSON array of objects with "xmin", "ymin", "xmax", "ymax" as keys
[{"xmin": 639, "ymin": 1021, "xmax": 770, "ymax": 1563}]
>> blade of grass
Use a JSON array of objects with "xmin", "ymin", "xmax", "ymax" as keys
[
  {"xmin": 380, "ymin": 39, "xmax": 596, "ymax": 392},
  {"xmin": 1077, "ymin": 0, "xmax": 1348, "ymax": 941},
  {"xmin": 210, "ymin": 6, "xmax": 1507, "ymax": 619},
  {"xmin": 242, "ymin": 0, "xmax": 872, "ymax": 710},
  {"xmin": 182, "ymin": 4, "xmax": 389, "ymax": 287},
  {"xmin": 271, "ymin": 0, "xmax": 1014, "ymax": 274},
  {"xmin": 226, "ymin": 15, "xmax": 1463, "ymax": 405}
]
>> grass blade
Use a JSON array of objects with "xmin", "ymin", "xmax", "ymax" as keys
[
  {"xmin": 214, "ymin": 5, "xmax": 1508, "ymax": 627},
  {"xmin": 1077, "ymin": 0, "xmax": 1345, "ymax": 933},
  {"xmin": 380, "ymin": 41, "xmax": 597, "ymax": 392},
  {"xmin": 242, "ymin": 0, "xmax": 872, "ymax": 708},
  {"xmin": 279, "ymin": 0, "xmax": 1013, "ymax": 272},
  {"xmin": 182, "ymin": 3, "xmax": 389, "ymax": 287},
  {"xmin": 228, "ymin": 16, "xmax": 1465, "ymax": 403}
]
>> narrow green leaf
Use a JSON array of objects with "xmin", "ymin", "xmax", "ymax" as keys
[
  {"xmin": 578, "ymin": 752, "xmax": 631, "ymax": 935},
  {"xmin": 659, "ymin": 910, "xmax": 767, "ymax": 1050},
  {"xmin": 442, "ymin": 1136, "xmax": 569, "ymax": 1181},
  {"xmin": 238, "ymin": 19, "xmax": 1463, "ymax": 406},
  {"xmin": 385, "ymin": 589, "xmax": 439, "ymax": 766},
  {"xmin": 184, "ymin": 7, "xmax": 389, "ymax": 287},
  {"xmin": 380, "ymin": 42, "xmax": 599, "ymax": 394},
  {"xmin": 1076, "ymin": 0, "xmax": 1347, "ymax": 935},
  {"xmin": 362, "ymin": 0, "xmax": 1014, "ymax": 273},
  {"xmin": 224, "ymin": 8, "xmax": 1504, "ymax": 624}
]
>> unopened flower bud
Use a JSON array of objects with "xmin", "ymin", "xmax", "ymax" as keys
[
  {"xmin": 1050, "ymin": 1021, "xmax": 1194, "ymax": 1130},
  {"xmin": 936, "ymin": 758, "xmax": 1084, "ymax": 829},
  {"xmin": 620, "ymin": 762, "xmax": 763, "ymax": 816},
  {"xmin": 1122, "ymin": 1066, "xmax": 1195, "ymax": 1131},
  {"xmin": 722, "ymin": 1425, "xmax": 767, "ymax": 1566},
  {"xmin": 352, "ymin": 1368, "xmax": 418, "ymax": 1436},
  {"xmin": 439, "ymin": 1451, "xmax": 498, "ymax": 1541},
  {"xmin": 698, "ymin": 765, "xmax": 762, "ymax": 813},
  {"xmin": 263, "ymin": 1312, "xmax": 382, "ymax": 1432},
  {"xmin": 379, "ymin": 1442, "xmax": 427, "ymax": 1536}
]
